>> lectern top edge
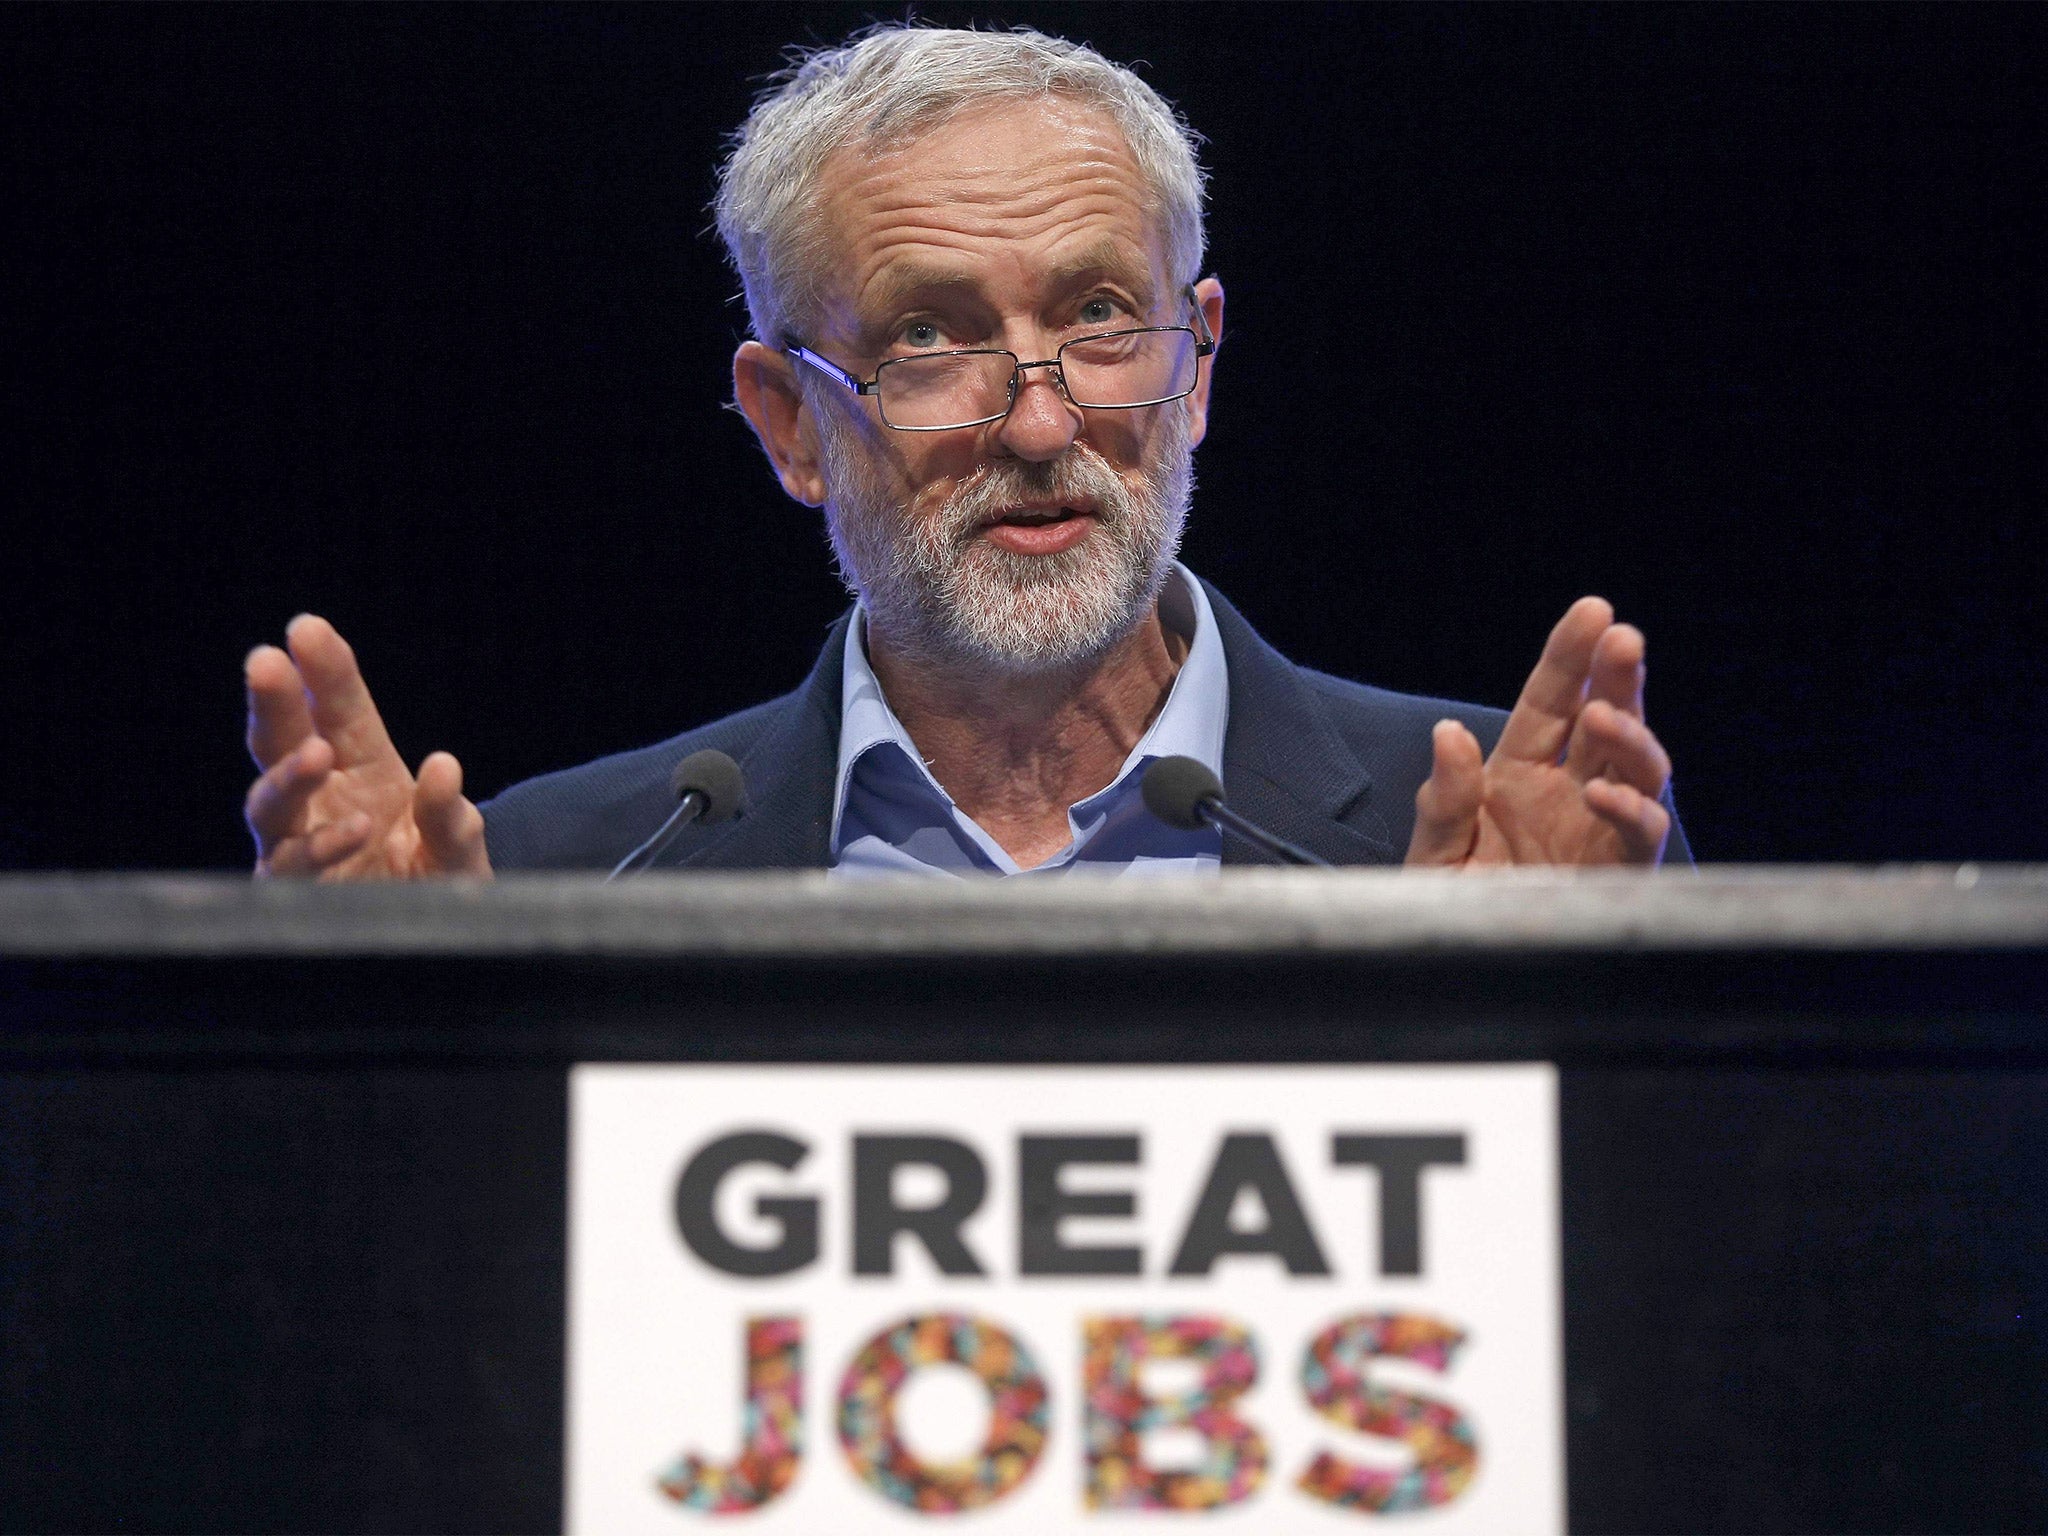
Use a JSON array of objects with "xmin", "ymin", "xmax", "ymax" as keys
[{"xmin": 1, "ymin": 868, "xmax": 2043, "ymax": 958}]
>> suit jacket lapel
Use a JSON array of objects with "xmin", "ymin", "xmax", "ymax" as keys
[
  {"xmin": 1206, "ymin": 582, "xmax": 1399, "ymax": 866},
  {"xmin": 665, "ymin": 616, "xmax": 850, "ymax": 871}
]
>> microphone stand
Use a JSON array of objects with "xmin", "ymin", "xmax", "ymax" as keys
[
  {"xmin": 1195, "ymin": 797, "xmax": 1331, "ymax": 868},
  {"xmin": 605, "ymin": 791, "xmax": 709, "ymax": 881}
]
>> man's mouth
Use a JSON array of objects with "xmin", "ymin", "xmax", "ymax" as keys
[{"xmin": 978, "ymin": 503, "xmax": 1099, "ymax": 556}]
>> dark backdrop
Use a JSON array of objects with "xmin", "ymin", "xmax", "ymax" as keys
[{"xmin": 6, "ymin": 3, "xmax": 2042, "ymax": 871}]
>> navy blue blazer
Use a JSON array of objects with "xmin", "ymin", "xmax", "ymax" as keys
[{"xmin": 481, "ymin": 581, "xmax": 1690, "ymax": 870}]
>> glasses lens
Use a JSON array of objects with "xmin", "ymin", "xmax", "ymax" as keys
[
  {"xmin": 876, "ymin": 351, "xmax": 1017, "ymax": 429},
  {"xmin": 1059, "ymin": 329, "xmax": 1198, "ymax": 409}
]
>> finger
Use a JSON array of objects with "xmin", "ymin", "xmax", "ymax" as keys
[
  {"xmin": 1582, "ymin": 777, "xmax": 1672, "ymax": 865},
  {"xmin": 1493, "ymin": 596, "xmax": 1614, "ymax": 765},
  {"xmin": 260, "ymin": 810, "xmax": 375, "ymax": 879},
  {"xmin": 1587, "ymin": 622, "xmax": 1646, "ymax": 721},
  {"xmin": 1564, "ymin": 698, "xmax": 1673, "ymax": 796},
  {"xmin": 1406, "ymin": 719, "xmax": 1485, "ymax": 867},
  {"xmin": 244, "ymin": 735, "xmax": 336, "ymax": 851},
  {"xmin": 285, "ymin": 614, "xmax": 403, "ymax": 771},
  {"xmin": 245, "ymin": 643, "xmax": 316, "ymax": 771},
  {"xmin": 414, "ymin": 752, "xmax": 493, "ymax": 876}
]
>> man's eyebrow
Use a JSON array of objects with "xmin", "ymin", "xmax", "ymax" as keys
[
  {"xmin": 845, "ymin": 264, "xmax": 990, "ymax": 349},
  {"xmin": 857, "ymin": 242, "xmax": 1164, "ymax": 333},
  {"xmin": 863, "ymin": 264, "xmax": 987, "ymax": 318},
  {"xmin": 1042, "ymin": 241, "xmax": 1160, "ymax": 310}
]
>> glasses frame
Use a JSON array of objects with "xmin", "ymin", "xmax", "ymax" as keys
[{"xmin": 784, "ymin": 284, "xmax": 1217, "ymax": 432}]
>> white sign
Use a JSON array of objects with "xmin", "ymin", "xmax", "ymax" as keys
[{"xmin": 567, "ymin": 1065, "xmax": 1561, "ymax": 1533}]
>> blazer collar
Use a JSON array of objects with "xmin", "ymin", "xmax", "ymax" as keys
[
  {"xmin": 669, "ymin": 615, "xmax": 849, "ymax": 870},
  {"xmin": 668, "ymin": 584, "xmax": 1397, "ymax": 870},
  {"xmin": 1205, "ymin": 581, "xmax": 1398, "ymax": 865}
]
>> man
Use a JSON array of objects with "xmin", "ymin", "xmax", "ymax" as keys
[{"xmin": 242, "ymin": 25, "xmax": 1682, "ymax": 878}]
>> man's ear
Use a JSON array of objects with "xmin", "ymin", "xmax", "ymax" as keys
[
  {"xmin": 733, "ymin": 341, "xmax": 828, "ymax": 507},
  {"xmin": 1183, "ymin": 276, "xmax": 1225, "ymax": 449}
]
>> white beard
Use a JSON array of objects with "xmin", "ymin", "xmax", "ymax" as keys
[{"xmin": 816, "ymin": 402, "xmax": 1194, "ymax": 675}]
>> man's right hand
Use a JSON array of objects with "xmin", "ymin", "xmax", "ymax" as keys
[{"xmin": 243, "ymin": 614, "xmax": 492, "ymax": 879}]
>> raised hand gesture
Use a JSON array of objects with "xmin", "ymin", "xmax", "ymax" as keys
[
  {"xmin": 1407, "ymin": 597, "xmax": 1672, "ymax": 868},
  {"xmin": 243, "ymin": 615, "xmax": 492, "ymax": 879}
]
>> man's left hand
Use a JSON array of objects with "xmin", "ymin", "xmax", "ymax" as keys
[{"xmin": 1406, "ymin": 597, "xmax": 1672, "ymax": 867}]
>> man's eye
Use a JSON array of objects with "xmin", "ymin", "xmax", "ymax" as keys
[
  {"xmin": 1077, "ymin": 298, "xmax": 1124, "ymax": 327},
  {"xmin": 900, "ymin": 321, "xmax": 944, "ymax": 349}
]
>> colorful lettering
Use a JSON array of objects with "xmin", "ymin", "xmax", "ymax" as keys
[
  {"xmin": 655, "ymin": 1315, "xmax": 804, "ymax": 1513},
  {"xmin": 1296, "ymin": 1312, "xmax": 1479, "ymax": 1512},
  {"xmin": 1083, "ymin": 1313, "xmax": 1268, "ymax": 1510},
  {"xmin": 836, "ymin": 1313, "xmax": 1050, "ymax": 1512}
]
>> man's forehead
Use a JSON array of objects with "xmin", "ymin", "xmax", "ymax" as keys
[
  {"xmin": 864, "ymin": 236, "xmax": 1161, "ymax": 312},
  {"xmin": 809, "ymin": 96, "xmax": 1168, "ymax": 324}
]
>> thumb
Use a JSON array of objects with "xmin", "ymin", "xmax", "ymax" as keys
[
  {"xmin": 413, "ymin": 752, "xmax": 493, "ymax": 877},
  {"xmin": 1406, "ymin": 719, "xmax": 1485, "ymax": 867}
]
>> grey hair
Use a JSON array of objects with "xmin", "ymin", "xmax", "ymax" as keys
[{"xmin": 713, "ymin": 23, "xmax": 1208, "ymax": 345}]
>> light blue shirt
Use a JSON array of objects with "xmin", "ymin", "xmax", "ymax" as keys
[{"xmin": 829, "ymin": 564, "xmax": 1229, "ymax": 879}]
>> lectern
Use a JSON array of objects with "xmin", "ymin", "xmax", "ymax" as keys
[{"xmin": 2, "ymin": 870, "xmax": 2043, "ymax": 1533}]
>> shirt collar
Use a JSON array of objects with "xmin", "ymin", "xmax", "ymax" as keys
[{"xmin": 830, "ymin": 562, "xmax": 1230, "ymax": 860}]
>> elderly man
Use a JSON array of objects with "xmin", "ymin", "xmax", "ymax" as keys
[{"xmin": 242, "ymin": 24, "xmax": 1683, "ymax": 877}]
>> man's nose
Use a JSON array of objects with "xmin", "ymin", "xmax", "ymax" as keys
[{"xmin": 992, "ymin": 362, "xmax": 1082, "ymax": 462}]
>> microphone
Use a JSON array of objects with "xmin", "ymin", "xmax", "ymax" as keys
[
  {"xmin": 605, "ymin": 749, "xmax": 748, "ymax": 880},
  {"xmin": 1140, "ymin": 755, "xmax": 1331, "ymax": 868}
]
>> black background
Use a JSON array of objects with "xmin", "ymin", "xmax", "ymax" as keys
[{"xmin": 6, "ymin": 3, "xmax": 2043, "ymax": 870}]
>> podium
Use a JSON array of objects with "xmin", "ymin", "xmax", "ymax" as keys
[{"xmin": 2, "ymin": 869, "xmax": 2044, "ymax": 1534}]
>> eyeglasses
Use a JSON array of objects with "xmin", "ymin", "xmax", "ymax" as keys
[{"xmin": 785, "ymin": 286, "xmax": 1216, "ymax": 432}]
